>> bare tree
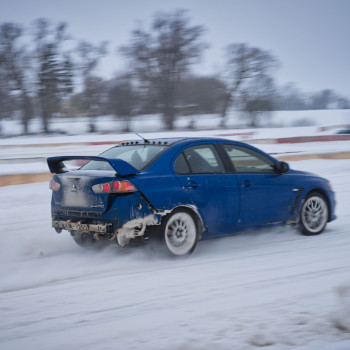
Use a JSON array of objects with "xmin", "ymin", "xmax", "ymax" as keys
[
  {"xmin": 275, "ymin": 83, "xmax": 307, "ymax": 110},
  {"xmin": 309, "ymin": 89, "xmax": 337, "ymax": 110},
  {"xmin": 240, "ymin": 75, "xmax": 276, "ymax": 127},
  {"xmin": 121, "ymin": 9, "xmax": 206, "ymax": 129},
  {"xmin": 76, "ymin": 40, "xmax": 108, "ymax": 132},
  {"xmin": 274, "ymin": 85, "xmax": 350, "ymax": 110},
  {"xmin": 82, "ymin": 76, "xmax": 108, "ymax": 131},
  {"xmin": 177, "ymin": 74, "xmax": 226, "ymax": 114},
  {"xmin": 0, "ymin": 59, "xmax": 14, "ymax": 133},
  {"xmin": 0, "ymin": 23, "xmax": 33, "ymax": 134},
  {"xmin": 220, "ymin": 43, "xmax": 279, "ymax": 126},
  {"xmin": 108, "ymin": 74, "xmax": 136, "ymax": 132},
  {"xmin": 33, "ymin": 19, "xmax": 74, "ymax": 133}
]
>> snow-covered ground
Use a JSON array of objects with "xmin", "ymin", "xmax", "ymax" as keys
[
  {"xmin": 1, "ymin": 121, "xmax": 350, "ymax": 176},
  {"xmin": 1, "ymin": 109, "xmax": 350, "ymax": 138},
  {"xmin": 2, "ymin": 137, "xmax": 350, "ymax": 176},
  {"xmin": 1, "ymin": 139, "xmax": 350, "ymax": 349},
  {"xmin": 1, "ymin": 109, "xmax": 349, "ymax": 177},
  {"xmin": 1, "ymin": 112, "xmax": 350, "ymax": 349}
]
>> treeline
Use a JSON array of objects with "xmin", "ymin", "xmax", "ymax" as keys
[{"xmin": 0, "ymin": 10, "xmax": 349, "ymax": 135}]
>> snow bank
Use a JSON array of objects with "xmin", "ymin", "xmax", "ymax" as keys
[{"xmin": 1, "ymin": 109, "xmax": 349, "ymax": 137}]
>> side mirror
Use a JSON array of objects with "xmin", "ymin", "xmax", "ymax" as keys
[{"xmin": 278, "ymin": 161, "xmax": 289, "ymax": 174}]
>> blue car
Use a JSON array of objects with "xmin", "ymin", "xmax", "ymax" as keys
[{"xmin": 48, "ymin": 137, "xmax": 336, "ymax": 256}]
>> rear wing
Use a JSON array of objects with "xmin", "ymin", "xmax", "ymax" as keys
[{"xmin": 47, "ymin": 156, "xmax": 140, "ymax": 176}]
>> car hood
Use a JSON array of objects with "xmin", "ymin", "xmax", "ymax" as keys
[
  {"xmin": 289, "ymin": 169, "xmax": 315, "ymax": 176},
  {"xmin": 288, "ymin": 168, "xmax": 330, "ymax": 185}
]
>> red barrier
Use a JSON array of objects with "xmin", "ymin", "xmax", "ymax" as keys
[
  {"xmin": 275, "ymin": 135, "xmax": 350, "ymax": 143},
  {"xmin": 217, "ymin": 132, "xmax": 255, "ymax": 137}
]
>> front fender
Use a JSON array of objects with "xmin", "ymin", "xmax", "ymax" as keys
[{"xmin": 291, "ymin": 186, "xmax": 336, "ymax": 223}]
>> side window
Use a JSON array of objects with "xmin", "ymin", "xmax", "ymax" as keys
[
  {"xmin": 224, "ymin": 145, "xmax": 276, "ymax": 173},
  {"xmin": 174, "ymin": 153, "xmax": 190, "ymax": 174},
  {"xmin": 174, "ymin": 144, "xmax": 225, "ymax": 174}
]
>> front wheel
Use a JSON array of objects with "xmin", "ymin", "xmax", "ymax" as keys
[
  {"xmin": 159, "ymin": 209, "xmax": 198, "ymax": 256},
  {"xmin": 299, "ymin": 193, "xmax": 329, "ymax": 235}
]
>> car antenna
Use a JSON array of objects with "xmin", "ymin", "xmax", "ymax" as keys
[{"xmin": 135, "ymin": 133, "xmax": 150, "ymax": 144}]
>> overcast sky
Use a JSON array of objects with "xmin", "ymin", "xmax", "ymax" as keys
[{"xmin": 1, "ymin": 0, "xmax": 349, "ymax": 97}]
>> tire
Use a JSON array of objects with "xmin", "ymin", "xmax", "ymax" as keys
[
  {"xmin": 71, "ymin": 231, "xmax": 108, "ymax": 249},
  {"xmin": 299, "ymin": 192, "xmax": 329, "ymax": 236},
  {"xmin": 159, "ymin": 209, "xmax": 198, "ymax": 256}
]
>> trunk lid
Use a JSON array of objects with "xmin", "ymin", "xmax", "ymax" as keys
[
  {"xmin": 48, "ymin": 156, "xmax": 140, "ymax": 214},
  {"xmin": 52, "ymin": 170, "xmax": 117, "ymax": 213}
]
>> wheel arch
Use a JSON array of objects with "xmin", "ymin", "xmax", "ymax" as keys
[
  {"xmin": 301, "ymin": 187, "xmax": 331, "ymax": 222},
  {"xmin": 162, "ymin": 205, "xmax": 205, "ymax": 240}
]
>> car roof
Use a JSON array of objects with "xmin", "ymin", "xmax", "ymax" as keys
[
  {"xmin": 121, "ymin": 137, "xmax": 183, "ymax": 146},
  {"xmin": 121, "ymin": 136, "xmax": 238, "ymax": 147}
]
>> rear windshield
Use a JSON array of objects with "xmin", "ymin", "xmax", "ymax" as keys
[{"xmin": 81, "ymin": 144, "xmax": 168, "ymax": 171}]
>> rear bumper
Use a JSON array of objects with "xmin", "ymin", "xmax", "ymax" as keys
[
  {"xmin": 51, "ymin": 192, "xmax": 160, "ymax": 246},
  {"xmin": 51, "ymin": 192, "xmax": 154, "ymax": 232},
  {"xmin": 52, "ymin": 220, "xmax": 113, "ymax": 234}
]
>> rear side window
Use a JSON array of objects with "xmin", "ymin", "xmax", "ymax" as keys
[
  {"xmin": 174, "ymin": 153, "xmax": 190, "ymax": 174},
  {"xmin": 174, "ymin": 144, "xmax": 225, "ymax": 174},
  {"xmin": 81, "ymin": 144, "xmax": 168, "ymax": 171}
]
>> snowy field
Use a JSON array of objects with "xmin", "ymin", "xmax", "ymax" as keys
[
  {"xmin": 2, "ymin": 136, "xmax": 350, "ymax": 176},
  {"xmin": 1, "ymin": 122, "xmax": 350, "ymax": 177},
  {"xmin": 1, "ymin": 109, "xmax": 350, "ymax": 138},
  {"xmin": 1, "ymin": 126, "xmax": 350, "ymax": 349}
]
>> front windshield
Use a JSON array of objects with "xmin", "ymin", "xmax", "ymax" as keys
[{"xmin": 81, "ymin": 144, "xmax": 168, "ymax": 171}]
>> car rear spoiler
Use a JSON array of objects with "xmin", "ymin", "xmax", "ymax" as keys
[{"xmin": 47, "ymin": 156, "xmax": 140, "ymax": 176}]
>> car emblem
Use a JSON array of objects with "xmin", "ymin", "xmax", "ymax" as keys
[{"xmin": 71, "ymin": 183, "xmax": 77, "ymax": 192}]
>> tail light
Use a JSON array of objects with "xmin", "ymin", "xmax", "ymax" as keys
[
  {"xmin": 49, "ymin": 178, "xmax": 61, "ymax": 191},
  {"xmin": 92, "ymin": 180, "xmax": 137, "ymax": 194}
]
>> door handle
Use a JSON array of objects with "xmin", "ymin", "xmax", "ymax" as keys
[
  {"xmin": 184, "ymin": 181, "xmax": 200, "ymax": 189},
  {"xmin": 241, "ymin": 179, "xmax": 251, "ymax": 188}
]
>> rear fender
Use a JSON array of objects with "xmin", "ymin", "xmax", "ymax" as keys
[
  {"xmin": 115, "ymin": 203, "xmax": 205, "ymax": 246},
  {"xmin": 152, "ymin": 204, "xmax": 205, "ymax": 239}
]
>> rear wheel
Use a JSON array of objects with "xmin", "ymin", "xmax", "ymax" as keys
[
  {"xmin": 71, "ymin": 231, "xmax": 108, "ymax": 249},
  {"xmin": 159, "ymin": 209, "xmax": 198, "ymax": 256},
  {"xmin": 299, "ymin": 193, "xmax": 329, "ymax": 235}
]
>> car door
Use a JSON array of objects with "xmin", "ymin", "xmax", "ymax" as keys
[
  {"xmin": 173, "ymin": 143, "xmax": 240, "ymax": 237},
  {"xmin": 222, "ymin": 144, "xmax": 297, "ymax": 228}
]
